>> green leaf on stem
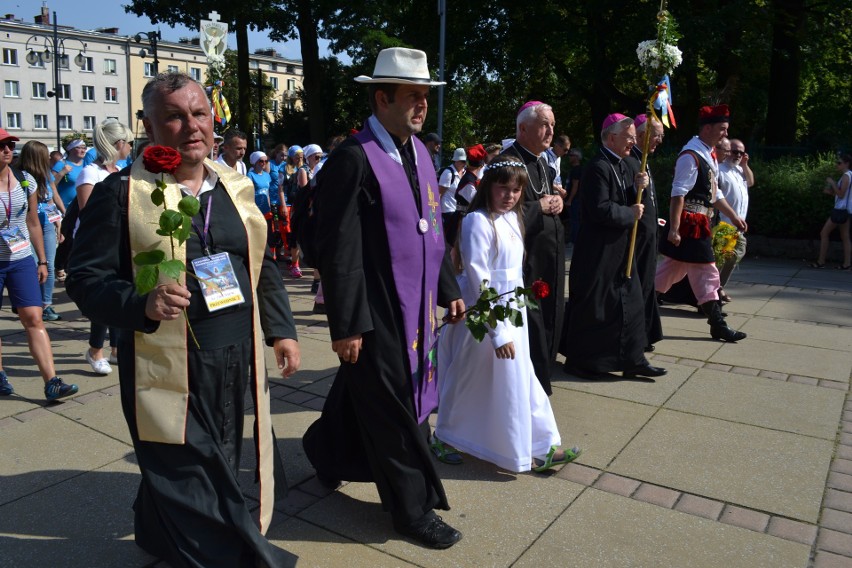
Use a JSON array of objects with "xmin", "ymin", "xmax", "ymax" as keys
[
  {"xmin": 159, "ymin": 210, "xmax": 182, "ymax": 233},
  {"xmin": 510, "ymin": 309, "xmax": 523, "ymax": 327},
  {"xmin": 178, "ymin": 196, "xmax": 200, "ymax": 217},
  {"xmin": 151, "ymin": 187, "xmax": 165, "ymax": 206},
  {"xmin": 135, "ymin": 265, "xmax": 159, "ymax": 295},
  {"xmin": 175, "ymin": 216, "xmax": 192, "ymax": 245},
  {"xmin": 160, "ymin": 259, "xmax": 186, "ymax": 280},
  {"xmin": 133, "ymin": 250, "xmax": 166, "ymax": 266}
]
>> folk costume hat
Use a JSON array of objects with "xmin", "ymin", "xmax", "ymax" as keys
[
  {"xmin": 466, "ymin": 143, "xmax": 487, "ymax": 164},
  {"xmin": 699, "ymin": 104, "xmax": 730, "ymax": 125},
  {"xmin": 354, "ymin": 47, "xmax": 445, "ymax": 86}
]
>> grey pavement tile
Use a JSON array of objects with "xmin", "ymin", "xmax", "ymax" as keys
[
  {"xmin": 266, "ymin": 517, "xmax": 419, "ymax": 567},
  {"xmin": 0, "ymin": 411, "xmax": 132, "ymax": 506},
  {"xmin": 709, "ymin": 338, "xmax": 851, "ymax": 383},
  {"xmin": 0, "ymin": 457, "xmax": 155, "ymax": 568},
  {"xmin": 49, "ymin": 389, "xmax": 134, "ymax": 446},
  {"xmin": 298, "ymin": 456, "xmax": 584, "ymax": 568},
  {"xmin": 514, "ymin": 489, "xmax": 810, "ymax": 568},
  {"xmin": 740, "ymin": 318, "xmax": 852, "ymax": 351},
  {"xmin": 547, "ymin": 389, "xmax": 657, "ymax": 471},
  {"xmin": 553, "ymin": 361, "xmax": 695, "ymax": 407},
  {"xmin": 664, "ymin": 368, "xmax": 845, "ymax": 439},
  {"xmin": 653, "ymin": 325, "xmax": 733, "ymax": 360},
  {"xmin": 609, "ymin": 409, "xmax": 834, "ymax": 523},
  {"xmin": 263, "ymin": 336, "xmax": 339, "ymax": 390},
  {"xmin": 757, "ymin": 290, "xmax": 852, "ymax": 325}
]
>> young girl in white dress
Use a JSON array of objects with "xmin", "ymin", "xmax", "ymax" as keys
[{"xmin": 434, "ymin": 159, "xmax": 580, "ymax": 473}]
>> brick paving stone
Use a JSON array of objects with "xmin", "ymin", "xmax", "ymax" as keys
[
  {"xmin": 632, "ymin": 483, "xmax": 680, "ymax": 509},
  {"xmin": 812, "ymin": 550, "xmax": 852, "ymax": 568},
  {"xmin": 101, "ymin": 384, "xmax": 121, "ymax": 396},
  {"xmin": 844, "ymin": 410, "xmax": 852, "ymax": 422},
  {"xmin": 839, "ymin": 446, "xmax": 852, "ymax": 461},
  {"xmin": 830, "ymin": 472, "xmax": 852, "ymax": 493},
  {"xmin": 593, "ymin": 473, "xmax": 641, "ymax": 497},
  {"xmin": 15, "ymin": 408, "xmax": 52, "ymax": 422},
  {"xmin": 789, "ymin": 375, "xmax": 820, "ymax": 386},
  {"xmin": 677, "ymin": 358, "xmax": 704, "ymax": 368},
  {"xmin": 846, "ymin": 400, "xmax": 852, "ymax": 412},
  {"xmin": 555, "ymin": 462, "xmax": 601, "ymax": 486},
  {"xmin": 844, "ymin": 422, "xmax": 852, "ymax": 434},
  {"xmin": 74, "ymin": 391, "xmax": 109, "ymax": 405},
  {"xmin": 282, "ymin": 390, "xmax": 316, "ymax": 405},
  {"xmin": 651, "ymin": 354, "xmax": 677, "ymax": 364},
  {"xmin": 720, "ymin": 504, "xmax": 770, "ymax": 532},
  {"xmin": 731, "ymin": 366, "xmax": 761, "ymax": 376},
  {"xmin": 822, "ymin": 509, "xmax": 852, "ymax": 534},
  {"xmin": 758, "ymin": 370, "xmax": 788, "ymax": 381},
  {"xmin": 818, "ymin": 528, "xmax": 852, "ymax": 557},
  {"xmin": 822, "ymin": 380, "xmax": 850, "ymax": 391},
  {"xmin": 833, "ymin": 459, "xmax": 852, "ymax": 476},
  {"xmin": 674, "ymin": 494, "xmax": 724, "ymax": 520},
  {"xmin": 704, "ymin": 363, "xmax": 733, "ymax": 372},
  {"xmin": 826, "ymin": 490, "xmax": 852, "ymax": 515},
  {"xmin": 766, "ymin": 517, "xmax": 818, "ymax": 546}
]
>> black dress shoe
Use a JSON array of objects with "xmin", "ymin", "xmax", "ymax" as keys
[
  {"xmin": 623, "ymin": 364, "xmax": 667, "ymax": 378},
  {"xmin": 644, "ymin": 344, "xmax": 655, "ymax": 353},
  {"xmin": 563, "ymin": 363, "xmax": 604, "ymax": 380},
  {"xmin": 395, "ymin": 515, "xmax": 462, "ymax": 549}
]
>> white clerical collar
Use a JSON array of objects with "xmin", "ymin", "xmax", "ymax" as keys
[
  {"xmin": 178, "ymin": 162, "xmax": 219, "ymax": 197},
  {"xmin": 601, "ymin": 145, "xmax": 623, "ymax": 163},
  {"xmin": 366, "ymin": 115, "xmax": 418, "ymax": 168},
  {"xmin": 515, "ymin": 141, "xmax": 544, "ymax": 159}
]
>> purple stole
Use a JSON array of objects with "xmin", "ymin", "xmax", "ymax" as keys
[{"xmin": 355, "ymin": 124, "xmax": 444, "ymax": 423}]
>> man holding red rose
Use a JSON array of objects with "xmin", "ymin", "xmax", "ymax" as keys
[{"xmin": 67, "ymin": 72, "xmax": 300, "ymax": 567}]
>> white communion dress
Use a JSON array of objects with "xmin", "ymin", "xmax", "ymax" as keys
[{"xmin": 436, "ymin": 209, "xmax": 561, "ymax": 472}]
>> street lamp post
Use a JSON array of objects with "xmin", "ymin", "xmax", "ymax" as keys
[
  {"xmin": 134, "ymin": 31, "xmax": 161, "ymax": 75},
  {"xmin": 24, "ymin": 11, "xmax": 87, "ymax": 151}
]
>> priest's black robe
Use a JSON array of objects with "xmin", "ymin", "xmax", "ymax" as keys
[
  {"xmin": 302, "ymin": 134, "xmax": 462, "ymax": 527},
  {"xmin": 563, "ymin": 148, "xmax": 647, "ymax": 373},
  {"xmin": 497, "ymin": 143, "xmax": 565, "ymax": 395},
  {"xmin": 627, "ymin": 148, "xmax": 663, "ymax": 346},
  {"xmin": 66, "ymin": 171, "xmax": 297, "ymax": 568}
]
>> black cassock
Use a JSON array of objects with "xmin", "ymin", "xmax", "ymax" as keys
[
  {"xmin": 627, "ymin": 147, "xmax": 663, "ymax": 346},
  {"xmin": 67, "ymin": 173, "xmax": 296, "ymax": 568},
  {"xmin": 497, "ymin": 143, "xmax": 565, "ymax": 395},
  {"xmin": 563, "ymin": 148, "xmax": 647, "ymax": 373},
  {"xmin": 302, "ymin": 136, "xmax": 461, "ymax": 527}
]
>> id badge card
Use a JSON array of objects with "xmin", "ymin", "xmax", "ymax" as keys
[
  {"xmin": 46, "ymin": 204, "xmax": 63, "ymax": 224},
  {"xmin": 191, "ymin": 252, "xmax": 246, "ymax": 312},
  {"xmin": 1, "ymin": 226, "xmax": 30, "ymax": 254}
]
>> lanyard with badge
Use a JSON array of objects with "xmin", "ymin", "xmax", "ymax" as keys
[
  {"xmin": 188, "ymin": 193, "xmax": 246, "ymax": 312},
  {"xmin": 0, "ymin": 177, "xmax": 31, "ymax": 253}
]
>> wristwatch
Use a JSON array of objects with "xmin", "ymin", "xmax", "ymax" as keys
[{"xmin": 37, "ymin": 260, "xmax": 49, "ymax": 266}]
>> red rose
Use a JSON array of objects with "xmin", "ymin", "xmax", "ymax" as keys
[
  {"xmin": 532, "ymin": 280, "xmax": 550, "ymax": 300},
  {"xmin": 143, "ymin": 145, "xmax": 182, "ymax": 175}
]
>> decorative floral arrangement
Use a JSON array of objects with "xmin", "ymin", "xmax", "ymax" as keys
[
  {"xmin": 712, "ymin": 221, "xmax": 739, "ymax": 265},
  {"xmin": 133, "ymin": 145, "xmax": 201, "ymax": 345},
  {"xmin": 461, "ymin": 279, "xmax": 549, "ymax": 342},
  {"xmin": 636, "ymin": 8, "xmax": 683, "ymax": 81}
]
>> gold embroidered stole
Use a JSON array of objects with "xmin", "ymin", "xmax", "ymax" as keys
[{"xmin": 127, "ymin": 158, "xmax": 277, "ymax": 533}]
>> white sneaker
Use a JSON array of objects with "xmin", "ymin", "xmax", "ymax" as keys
[{"xmin": 85, "ymin": 351, "xmax": 112, "ymax": 375}]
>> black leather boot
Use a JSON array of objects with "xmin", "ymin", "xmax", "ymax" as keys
[{"xmin": 700, "ymin": 301, "xmax": 746, "ymax": 342}]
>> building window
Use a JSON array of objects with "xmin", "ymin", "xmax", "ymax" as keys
[
  {"xmin": 104, "ymin": 58, "xmax": 117, "ymax": 74},
  {"xmin": 144, "ymin": 62, "xmax": 155, "ymax": 77},
  {"xmin": 29, "ymin": 55, "xmax": 45, "ymax": 68},
  {"xmin": 2, "ymin": 49, "xmax": 17, "ymax": 66},
  {"xmin": 32, "ymin": 82, "xmax": 47, "ymax": 98},
  {"xmin": 34, "ymin": 114, "xmax": 49, "ymax": 130},
  {"xmin": 58, "ymin": 115, "xmax": 73, "ymax": 130},
  {"xmin": 5, "ymin": 113, "xmax": 22, "ymax": 129},
  {"xmin": 83, "ymin": 116, "xmax": 97, "ymax": 131},
  {"xmin": 286, "ymin": 79, "xmax": 296, "ymax": 91},
  {"xmin": 272, "ymin": 99, "xmax": 279, "ymax": 115},
  {"xmin": 269, "ymin": 77, "xmax": 278, "ymax": 90},
  {"xmin": 167, "ymin": 65, "xmax": 179, "ymax": 73},
  {"xmin": 58, "ymin": 55, "xmax": 70, "ymax": 70},
  {"xmin": 270, "ymin": 62, "xmax": 278, "ymax": 72},
  {"xmin": 57, "ymin": 84, "xmax": 71, "ymax": 100},
  {"xmin": 105, "ymin": 87, "xmax": 118, "ymax": 102},
  {"xmin": 250, "ymin": 61, "xmax": 258, "ymax": 69},
  {"xmin": 80, "ymin": 56, "xmax": 94, "ymax": 72},
  {"xmin": 82, "ymin": 85, "xmax": 95, "ymax": 101},
  {"xmin": 190, "ymin": 67, "xmax": 201, "ymax": 81},
  {"xmin": 286, "ymin": 65, "xmax": 294, "ymax": 74},
  {"xmin": 106, "ymin": 116, "xmax": 118, "ymax": 121},
  {"xmin": 4, "ymin": 81, "xmax": 20, "ymax": 98}
]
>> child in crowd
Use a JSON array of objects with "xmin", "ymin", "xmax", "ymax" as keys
[{"xmin": 434, "ymin": 159, "xmax": 581, "ymax": 473}]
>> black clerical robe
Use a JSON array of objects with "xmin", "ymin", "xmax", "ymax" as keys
[
  {"xmin": 563, "ymin": 148, "xmax": 647, "ymax": 373},
  {"xmin": 498, "ymin": 143, "xmax": 565, "ymax": 395},
  {"xmin": 66, "ymin": 168, "xmax": 297, "ymax": 568},
  {"xmin": 627, "ymin": 147, "xmax": 663, "ymax": 346},
  {"xmin": 302, "ymin": 134, "xmax": 462, "ymax": 527}
]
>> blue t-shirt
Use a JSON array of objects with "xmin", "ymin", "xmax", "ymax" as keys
[
  {"xmin": 52, "ymin": 160, "xmax": 85, "ymax": 207},
  {"xmin": 248, "ymin": 170, "xmax": 273, "ymax": 215}
]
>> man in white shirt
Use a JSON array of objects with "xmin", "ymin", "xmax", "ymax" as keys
[
  {"xmin": 215, "ymin": 130, "xmax": 247, "ymax": 175},
  {"xmin": 438, "ymin": 148, "xmax": 466, "ymax": 242},
  {"xmin": 544, "ymin": 134, "xmax": 570, "ymax": 197},
  {"xmin": 717, "ymin": 138, "xmax": 754, "ymax": 299}
]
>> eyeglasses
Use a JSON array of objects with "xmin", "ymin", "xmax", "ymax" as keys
[
  {"xmin": 730, "ymin": 150, "xmax": 745, "ymax": 156},
  {"xmin": 0, "ymin": 141, "xmax": 15, "ymax": 151},
  {"xmin": 256, "ymin": 160, "xmax": 268, "ymax": 164}
]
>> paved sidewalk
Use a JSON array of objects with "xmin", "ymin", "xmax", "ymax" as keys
[{"xmin": 1, "ymin": 258, "xmax": 850, "ymax": 567}]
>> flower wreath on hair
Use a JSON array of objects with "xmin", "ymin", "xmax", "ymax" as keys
[{"xmin": 485, "ymin": 160, "xmax": 525, "ymax": 171}]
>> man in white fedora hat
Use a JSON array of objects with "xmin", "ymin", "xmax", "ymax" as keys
[{"xmin": 303, "ymin": 47, "xmax": 465, "ymax": 549}]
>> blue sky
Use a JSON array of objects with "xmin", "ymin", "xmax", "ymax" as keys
[{"xmin": 8, "ymin": 1, "xmax": 325, "ymax": 61}]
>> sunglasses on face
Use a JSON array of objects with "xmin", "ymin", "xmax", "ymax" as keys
[
  {"xmin": 730, "ymin": 150, "xmax": 745, "ymax": 156},
  {"xmin": 0, "ymin": 141, "xmax": 16, "ymax": 151}
]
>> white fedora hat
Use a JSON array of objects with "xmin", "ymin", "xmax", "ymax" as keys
[{"xmin": 354, "ymin": 47, "xmax": 445, "ymax": 86}]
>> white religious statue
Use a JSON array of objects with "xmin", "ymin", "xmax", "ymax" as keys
[{"xmin": 200, "ymin": 11, "xmax": 228, "ymax": 73}]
